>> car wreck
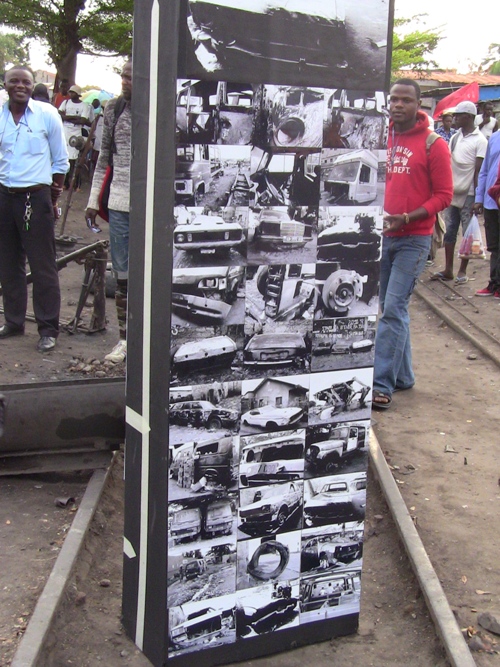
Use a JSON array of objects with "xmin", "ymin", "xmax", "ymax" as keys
[
  {"xmin": 301, "ymin": 535, "xmax": 363, "ymax": 571},
  {"xmin": 314, "ymin": 377, "xmax": 370, "ymax": 418},
  {"xmin": 239, "ymin": 433, "xmax": 305, "ymax": 486},
  {"xmin": 255, "ymin": 264, "xmax": 315, "ymax": 321},
  {"xmin": 172, "ymin": 335, "xmax": 238, "ymax": 374},
  {"xmin": 170, "ymin": 435, "xmax": 234, "ymax": 489},
  {"xmin": 304, "ymin": 475, "xmax": 366, "ymax": 525},
  {"xmin": 306, "ymin": 422, "xmax": 368, "ymax": 473},
  {"xmin": 172, "ymin": 266, "xmax": 244, "ymax": 323},
  {"xmin": 243, "ymin": 333, "xmax": 308, "ymax": 368},
  {"xmin": 241, "ymin": 404, "xmax": 303, "ymax": 430},
  {"xmin": 174, "ymin": 214, "xmax": 244, "ymax": 254},
  {"xmin": 239, "ymin": 482, "xmax": 302, "ymax": 535},
  {"xmin": 169, "ymin": 400, "xmax": 239, "ymax": 430},
  {"xmin": 252, "ymin": 208, "xmax": 313, "ymax": 248},
  {"xmin": 187, "ymin": 0, "xmax": 347, "ymax": 86},
  {"xmin": 169, "ymin": 605, "xmax": 234, "ymax": 650}
]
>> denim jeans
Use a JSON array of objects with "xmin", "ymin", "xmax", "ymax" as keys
[
  {"xmin": 443, "ymin": 196, "xmax": 474, "ymax": 245},
  {"xmin": 108, "ymin": 209, "xmax": 129, "ymax": 279},
  {"xmin": 374, "ymin": 234, "xmax": 432, "ymax": 396}
]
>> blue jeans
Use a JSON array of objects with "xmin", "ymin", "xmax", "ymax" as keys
[
  {"xmin": 108, "ymin": 209, "xmax": 129, "ymax": 279},
  {"xmin": 374, "ymin": 234, "xmax": 432, "ymax": 396},
  {"xmin": 443, "ymin": 196, "xmax": 474, "ymax": 245}
]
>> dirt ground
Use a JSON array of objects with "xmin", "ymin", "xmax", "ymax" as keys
[
  {"xmin": 0, "ymin": 184, "xmax": 125, "ymax": 385},
  {"xmin": 1, "ymin": 184, "xmax": 499, "ymax": 666}
]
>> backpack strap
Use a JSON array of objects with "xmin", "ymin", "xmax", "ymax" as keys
[{"xmin": 425, "ymin": 131, "xmax": 440, "ymax": 154}]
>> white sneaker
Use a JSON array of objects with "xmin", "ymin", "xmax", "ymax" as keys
[{"xmin": 105, "ymin": 339, "xmax": 127, "ymax": 363}]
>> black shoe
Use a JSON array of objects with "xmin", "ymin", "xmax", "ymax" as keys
[
  {"xmin": 37, "ymin": 336, "xmax": 56, "ymax": 352},
  {"xmin": 0, "ymin": 324, "xmax": 24, "ymax": 339}
]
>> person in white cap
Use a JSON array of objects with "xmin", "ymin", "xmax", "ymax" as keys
[
  {"xmin": 58, "ymin": 84, "xmax": 94, "ymax": 188},
  {"xmin": 431, "ymin": 100, "xmax": 487, "ymax": 284}
]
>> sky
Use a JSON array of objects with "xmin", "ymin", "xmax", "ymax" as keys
[
  {"xmin": 394, "ymin": 0, "xmax": 499, "ymax": 72},
  {"xmin": 26, "ymin": 0, "xmax": 500, "ymax": 87}
]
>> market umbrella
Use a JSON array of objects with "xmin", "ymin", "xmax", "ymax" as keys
[{"xmin": 82, "ymin": 89, "xmax": 114, "ymax": 105}]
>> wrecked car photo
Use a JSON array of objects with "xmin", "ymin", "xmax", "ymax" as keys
[
  {"xmin": 169, "ymin": 400, "xmax": 239, "ymax": 430},
  {"xmin": 172, "ymin": 266, "xmax": 244, "ymax": 324},
  {"xmin": 239, "ymin": 432, "xmax": 305, "ymax": 486},
  {"xmin": 173, "ymin": 213, "xmax": 244, "ymax": 255},
  {"xmin": 305, "ymin": 422, "xmax": 368, "ymax": 474},
  {"xmin": 304, "ymin": 473, "xmax": 366, "ymax": 526},
  {"xmin": 241, "ymin": 404, "xmax": 303, "ymax": 431},
  {"xmin": 239, "ymin": 481, "xmax": 303, "ymax": 535},
  {"xmin": 172, "ymin": 335, "xmax": 238, "ymax": 374},
  {"xmin": 243, "ymin": 332, "xmax": 308, "ymax": 369}
]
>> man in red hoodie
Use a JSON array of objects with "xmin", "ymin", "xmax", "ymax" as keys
[{"xmin": 373, "ymin": 79, "xmax": 453, "ymax": 409}]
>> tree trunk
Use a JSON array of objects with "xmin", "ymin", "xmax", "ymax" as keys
[{"xmin": 54, "ymin": 46, "xmax": 79, "ymax": 84}]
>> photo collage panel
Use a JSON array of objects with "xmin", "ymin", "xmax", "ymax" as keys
[{"xmin": 168, "ymin": 2, "xmax": 389, "ymax": 655}]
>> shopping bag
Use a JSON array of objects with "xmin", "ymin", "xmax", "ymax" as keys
[{"xmin": 457, "ymin": 215, "xmax": 486, "ymax": 259}]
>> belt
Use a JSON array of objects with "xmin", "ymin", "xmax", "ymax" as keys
[{"xmin": 0, "ymin": 183, "xmax": 48, "ymax": 195}]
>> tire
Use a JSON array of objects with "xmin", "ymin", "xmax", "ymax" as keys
[
  {"xmin": 256, "ymin": 266, "xmax": 269, "ymax": 296},
  {"xmin": 266, "ymin": 421, "xmax": 279, "ymax": 430},
  {"xmin": 276, "ymin": 508, "xmax": 288, "ymax": 528},
  {"xmin": 207, "ymin": 416, "xmax": 222, "ymax": 430}
]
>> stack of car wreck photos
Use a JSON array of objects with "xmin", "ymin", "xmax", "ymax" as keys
[{"xmin": 168, "ymin": 0, "xmax": 390, "ymax": 659}]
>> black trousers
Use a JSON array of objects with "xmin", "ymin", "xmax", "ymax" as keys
[
  {"xmin": 484, "ymin": 208, "xmax": 500, "ymax": 290},
  {"xmin": 0, "ymin": 187, "xmax": 60, "ymax": 337}
]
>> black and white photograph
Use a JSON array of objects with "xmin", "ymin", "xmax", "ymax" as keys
[
  {"xmin": 303, "ymin": 472, "xmax": 367, "ymax": 527},
  {"xmin": 171, "ymin": 266, "xmax": 245, "ymax": 327},
  {"xmin": 314, "ymin": 261, "xmax": 379, "ymax": 320},
  {"xmin": 173, "ymin": 206, "xmax": 248, "ymax": 268},
  {"xmin": 182, "ymin": 0, "xmax": 390, "ymax": 90},
  {"xmin": 236, "ymin": 531, "xmax": 301, "ymax": 590},
  {"xmin": 250, "ymin": 148, "xmax": 321, "ymax": 208},
  {"xmin": 308, "ymin": 368, "xmax": 373, "ymax": 426},
  {"xmin": 311, "ymin": 316, "xmax": 376, "ymax": 373},
  {"xmin": 316, "ymin": 206, "xmax": 382, "ymax": 263},
  {"xmin": 300, "ymin": 523, "xmax": 364, "ymax": 574},
  {"xmin": 305, "ymin": 420, "xmax": 369, "ymax": 479},
  {"xmin": 168, "ymin": 592, "xmax": 237, "ymax": 657},
  {"xmin": 239, "ymin": 430, "xmax": 305, "ymax": 488},
  {"xmin": 169, "ymin": 434, "xmax": 238, "ymax": 502},
  {"xmin": 236, "ymin": 580, "xmax": 300, "ymax": 639},
  {"xmin": 170, "ymin": 324, "xmax": 245, "ymax": 384},
  {"xmin": 240, "ymin": 375, "xmax": 309, "ymax": 435},
  {"xmin": 247, "ymin": 206, "xmax": 317, "ymax": 265},
  {"xmin": 320, "ymin": 149, "xmax": 386, "ymax": 207},
  {"xmin": 323, "ymin": 89, "xmax": 388, "ymax": 150},
  {"xmin": 168, "ymin": 542, "xmax": 237, "ymax": 608},
  {"xmin": 168, "ymin": 493, "xmax": 238, "ymax": 551},
  {"xmin": 175, "ymin": 144, "xmax": 252, "ymax": 207},
  {"xmin": 253, "ymin": 85, "xmax": 323, "ymax": 149},
  {"xmin": 299, "ymin": 568, "xmax": 361, "ymax": 625},
  {"xmin": 238, "ymin": 481, "xmax": 304, "ymax": 538},
  {"xmin": 176, "ymin": 79, "xmax": 255, "ymax": 145},
  {"xmin": 245, "ymin": 264, "xmax": 315, "ymax": 336},
  {"xmin": 242, "ymin": 330, "xmax": 311, "ymax": 380}
]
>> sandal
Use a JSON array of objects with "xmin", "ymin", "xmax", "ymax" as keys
[
  {"xmin": 372, "ymin": 390, "xmax": 392, "ymax": 410},
  {"xmin": 430, "ymin": 271, "xmax": 453, "ymax": 281},
  {"xmin": 454, "ymin": 275, "xmax": 469, "ymax": 285}
]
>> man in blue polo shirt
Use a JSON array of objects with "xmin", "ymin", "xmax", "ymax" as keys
[
  {"xmin": 473, "ymin": 129, "xmax": 500, "ymax": 298},
  {"xmin": 0, "ymin": 65, "xmax": 69, "ymax": 352}
]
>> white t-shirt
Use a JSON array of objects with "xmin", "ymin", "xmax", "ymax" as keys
[
  {"xmin": 449, "ymin": 127, "xmax": 487, "ymax": 206},
  {"xmin": 60, "ymin": 99, "xmax": 95, "ymax": 159}
]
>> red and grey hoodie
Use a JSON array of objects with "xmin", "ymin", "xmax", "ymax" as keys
[{"xmin": 385, "ymin": 110, "xmax": 453, "ymax": 236}]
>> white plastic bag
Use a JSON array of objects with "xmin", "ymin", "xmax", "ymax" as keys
[{"xmin": 458, "ymin": 215, "xmax": 486, "ymax": 259}]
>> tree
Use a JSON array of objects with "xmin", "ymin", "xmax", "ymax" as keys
[
  {"xmin": 0, "ymin": 0, "xmax": 133, "ymax": 83},
  {"xmin": 481, "ymin": 43, "xmax": 500, "ymax": 74},
  {"xmin": 391, "ymin": 15, "xmax": 443, "ymax": 74},
  {"xmin": 0, "ymin": 32, "xmax": 29, "ymax": 78}
]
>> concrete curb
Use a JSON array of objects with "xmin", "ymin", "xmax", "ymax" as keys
[
  {"xmin": 11, "ymin": 455, "xmax": 116, "ymax": 667},
  {"xmin": 369, "ymin": 429, "xmax": 477, "ymax": 667}
]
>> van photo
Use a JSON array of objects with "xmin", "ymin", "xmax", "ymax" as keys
[{"xmin": 322, "ymin": 150, "xmax": 378, "ymax": 204}]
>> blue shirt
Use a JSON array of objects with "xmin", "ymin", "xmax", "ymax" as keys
[
  {"xmin": 435, "ymin": 126, "xmax": 457, "ymax": 144},
  {"xmin": 475, "ymin": 130, "xmax": 500, "ymax": 210},
  {"xmin": 0, "ymin": 98, "xmax": 69, "ymax": 187}
]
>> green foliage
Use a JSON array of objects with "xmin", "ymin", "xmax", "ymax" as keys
[
  {"xmin": 0, "ymin": 0, "xmax": 133, "ymax": 79},
  {"xmin": 0, "ymin": 32, "xmax": 29, "ymax": 76},
  {"xmin": 481, "ymin": 43, "xmax": 500, "ymax": 73},
  {"xmin": 391, "ymin": 15, "xmax": 442, "ymax": 74}
]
